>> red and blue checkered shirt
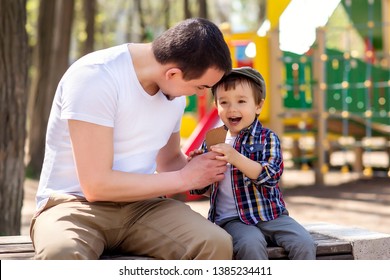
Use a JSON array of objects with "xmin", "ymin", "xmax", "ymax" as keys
[{"xmin": 191, "ymin": 119, "xmax": 286, "ymax": 224}]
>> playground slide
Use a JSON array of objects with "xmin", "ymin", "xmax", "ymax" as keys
[
  {"xmin": 181, "ymin": 107, "xmax": 221, "ymax": 155},
  {"xmin": 178, "ymin": 108, "xmax": 221, "ymax": 202}
]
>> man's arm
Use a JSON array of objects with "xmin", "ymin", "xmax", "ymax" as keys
[
  {"xmin": 68, "ymin": 120, "xmax": 227, "ymax": 202},
  {"xmin": 156, "ymin": 131, "xmax": 187, "ymax": 172}
]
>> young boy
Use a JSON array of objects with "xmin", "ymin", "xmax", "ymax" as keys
[{"xmin": 191, "ymin": 67, "xmax": 316, "ymax": 260}]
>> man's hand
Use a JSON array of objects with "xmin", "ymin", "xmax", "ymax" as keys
[{"xmin": 180, "ymin": 151, "xmax": 227, "ymax": 190}]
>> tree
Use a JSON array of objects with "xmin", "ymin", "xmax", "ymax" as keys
[
  {"xmin": 82, "ymin": 0, "xmax": 96, "ymax": 56},
  {"xmin": 27, "ymin": 0, "xmax": 75, "ymax": 177},
  {"xmin": 0, "ymin": 0, "xmax": 29, "ymax": 235},
  {"xmin": 184, "ymin": 0, "xmax": 192, "ymax": 18},
  {"xmin": 134, "ymin": 0, "xmax": 148, "ymax": 42},
  {"xmin": 198, "ymin": 0, "xmax": 208, "ymax": 18}
]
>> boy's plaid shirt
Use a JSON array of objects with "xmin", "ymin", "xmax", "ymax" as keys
[{"xmin": 191, "ymin": 118, "xmax": 286, "ymax": 224}]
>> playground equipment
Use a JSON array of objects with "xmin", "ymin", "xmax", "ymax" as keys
[
  {"xmin": 278, "ymin": 0, "xmax": 390, "ymax": 181},
  {"xmin": 180, "ymin": 0, "xmax": 389, "ymax": 196},
  {"xmin": 180, "ymin": 0, "xmax": 291, "ymax": 151}
]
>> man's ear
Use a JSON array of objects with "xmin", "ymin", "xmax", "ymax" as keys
[{"xmin": 165, "ymin": 67, "xmax": 182, "ymax": 80}]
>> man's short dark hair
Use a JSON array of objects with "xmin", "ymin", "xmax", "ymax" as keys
[{"xmin": 152, "ymin": 18, "xmax": 232, "ymax": 80}]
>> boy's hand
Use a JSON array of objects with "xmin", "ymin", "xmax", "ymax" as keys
[
  {"xmin": 187, "ymin": 149, "xmax": 204, "ymax": 161},
  {"xmin": 210, "ymin": 143, "xmax": 239, "ymax": 165},
  {"xmin": 211, "ymin": 143, "xmax": 263, "ymax": 180}
]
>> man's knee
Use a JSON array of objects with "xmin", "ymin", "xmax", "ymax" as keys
[
  {"xmin": 211, "ymin": 227, "xmax": 233, "ymax": 251},
  {"xmin": 34, "ymin": 239, "xmax": 99, "ymax": 260},
  {"xmin": 192, "ymin": 226, "xmax": 233, "ymax": 260}
]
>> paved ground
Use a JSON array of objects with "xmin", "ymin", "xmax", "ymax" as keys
[
  {"xmin": 188, "ymin": 172, "xmax": 390, "ymax": 235},
  {"xmin": 22, "ymin": 171, "xmax": 390, "ymax": 235}
]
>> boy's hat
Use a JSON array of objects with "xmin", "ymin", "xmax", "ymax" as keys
[{"xmin": 229, "ymin": 67, "xmax": 266, "ymax": 99}]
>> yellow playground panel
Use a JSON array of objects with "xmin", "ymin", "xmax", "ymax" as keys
[
  {"xmin": 180, "ymin": 0, "xmax": 292, "ymax": 140},
  {"xmin": 225, "ymin": 32, "xmax": 271, "ymax": 124}
]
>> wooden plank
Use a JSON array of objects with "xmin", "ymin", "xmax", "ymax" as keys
[
  {"xmin": 0, "ymin": 233, "xmax": 354, "ymax": 260},
  {"xmin": 0, "ymin": 235, "xmax": 32, "ymax": 244},
  {"xmin": 0, "ymin": 248, "xmax": 285, "ymax": 261},
  {"xmin": 316, "ymin": 242, "xmax": 352, "ymax": 256},
  {"xmin": 317, "ymin": 254, "xmax": 354, "ymax": 260},
  {"xmin": 100, "ymin": 254, "xmax": 154, "ymax": 260},
  {"xmin": 0, "ymin": 252, "xmax": 34, "ymax": 260},
  {"xmin": 313, "ymin": 233, "xmax": 353, "ymax": 256},
  {"xmin": 0, "ymin": 243, "xmax": 34, "ymax": 254},
  {"xmin": 268, "ymin": 247, "xmax": 287, "ymax": 259},
  {"xmin": 267, "ymin": 242, "xmax": 352, "ymax": 259}
]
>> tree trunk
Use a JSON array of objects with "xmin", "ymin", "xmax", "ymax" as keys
[
  {"xmin": 184, "ymin": 0, "xmax": 192, "ymax": 19},
  {"xmin": 198, "ymin": 0, "xmax": 208, "ymax": 19},
  {"xmin": 134, "ymin": 0, "xmax": 148, "ymax": 42},
  {"xmin": 163, "ymin": 0, "xmax": 170, "ymax": 30},
  {"xmin": 82, "ymin": 0, "xmax": 96, "ymax": 56},
  {"xmin": 27, "ymin": 0, "xmax": 75, "ymax": 177},
  {"xmin": 0, "ymin": 0, "xmax": 29, "ymax": 235}
]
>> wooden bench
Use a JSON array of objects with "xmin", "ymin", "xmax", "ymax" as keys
[{"xmin": 0, "ymin": 232, "xmax": 353, "ymax": 260}]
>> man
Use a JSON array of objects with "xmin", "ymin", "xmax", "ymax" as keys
[{"xmin": 31, "ymin": 18, "xmax": 233, "ymax": 260}]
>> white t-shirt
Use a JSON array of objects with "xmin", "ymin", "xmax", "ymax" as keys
[
  {"xmin": 215, "ymin": 135, "xmax": 238, "ymax": 225},
  {"xmin": 36, "ymin": 44, "xmax": 186, "ymax": 209}
]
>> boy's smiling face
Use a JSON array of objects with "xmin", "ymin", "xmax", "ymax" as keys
[{"xmin": 215, "ymin": 82, "xmax": 264, "ymax": 136}]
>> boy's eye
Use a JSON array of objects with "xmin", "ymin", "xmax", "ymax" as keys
[
  {"xmin": 239, "ymin": 100, "xmax": 246, "ymax": 103},
  {"xmin": 197, "ymin": 86, "xmax": 205, "ymax": 90}
]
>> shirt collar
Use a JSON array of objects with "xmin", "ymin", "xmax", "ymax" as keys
[{"xmin": 237, "ymin": 118, "xmax": 262, "ymax": 137}]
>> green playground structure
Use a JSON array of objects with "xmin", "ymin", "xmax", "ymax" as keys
[{"xmin": 282, "ymin": 48, "xmax": 390, "ymax": 138}]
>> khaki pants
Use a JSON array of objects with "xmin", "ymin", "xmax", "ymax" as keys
[{"xmin": 30, "ymin": 194, "xmax": 232, "ymax": 260}]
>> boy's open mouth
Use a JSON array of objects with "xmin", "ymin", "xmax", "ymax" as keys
[{"xmin": 228, "ymin": 117, "xmax": 242, "ymax": 125}]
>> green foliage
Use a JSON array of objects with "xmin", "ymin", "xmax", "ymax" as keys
[
  {"xmin": 25, "ymin": 164, "xmax": 39, "ymax": 180},
  {"xmin": 26, "ymin": 0, "xmax": 38, "ymax": 46}
]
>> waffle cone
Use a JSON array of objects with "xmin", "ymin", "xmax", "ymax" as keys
[{"xmin": 205, "ymin": 126, "xmax": 227, "ymax": 150}]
